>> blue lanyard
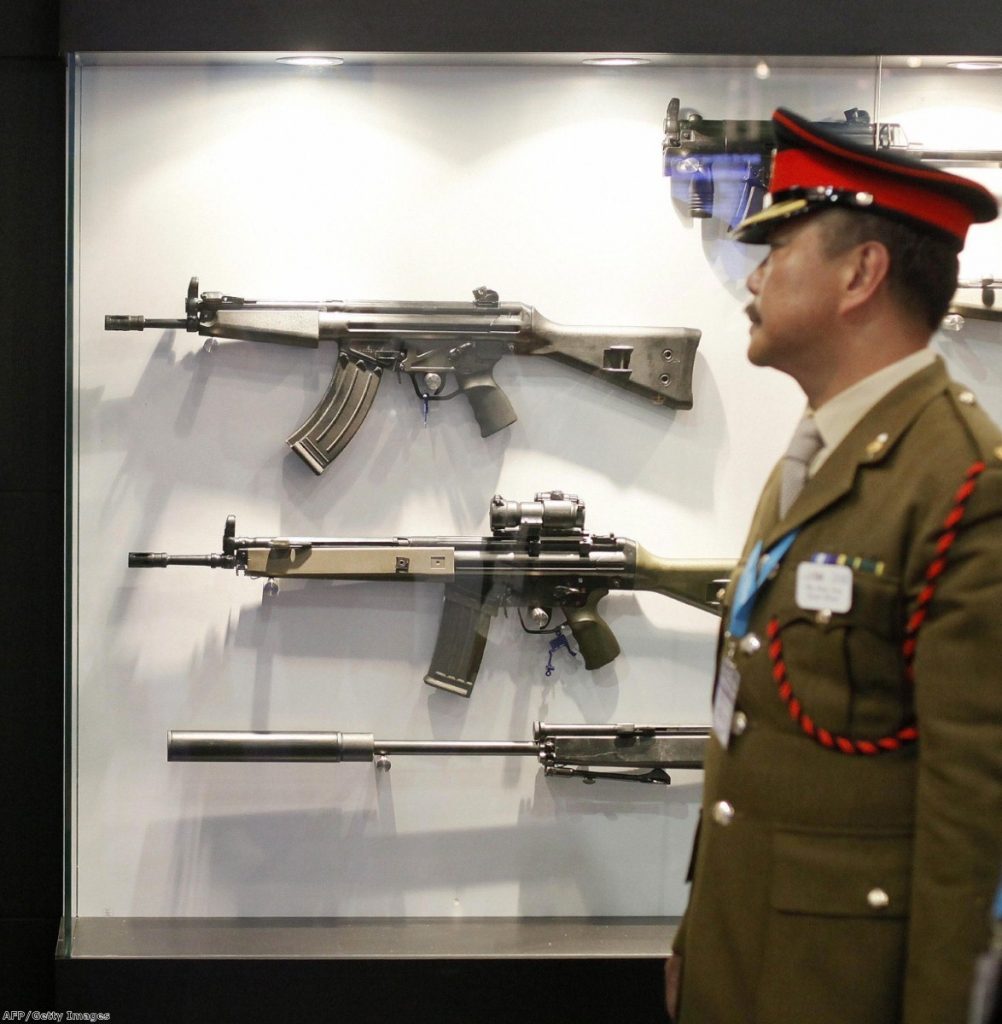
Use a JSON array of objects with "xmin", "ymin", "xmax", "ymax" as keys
[{"xmin": 728, "ymin": 530, "xmax": 798, "ymax": 639}]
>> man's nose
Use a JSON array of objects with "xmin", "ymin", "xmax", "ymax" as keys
[{"xmin": 746, "ymin": 259, "xmax": 765, "ymax": 295}]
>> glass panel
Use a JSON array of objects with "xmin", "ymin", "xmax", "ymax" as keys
[
  {"xmin": 877, "ymin": 57, "xmax": 1002, "ymax": 359},
  {"xmin": 64, "ymin": 53, "xmax": 84, "ymax": 958},
  {"xmin": 65, "ymin": 51, "xmax": 1002, "ymax": 955}
]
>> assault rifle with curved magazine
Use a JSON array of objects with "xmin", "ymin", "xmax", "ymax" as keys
[
  {"xmin": 107, "ymin": 277, "xmax": 701, "ymax": 475},
  {"xmin": 167, "ymin": 722, "xmax": 710, "ymax": 786},
  {"xmin": 129, "ymin": 491, "xmax": 734, "ymax": 698}
]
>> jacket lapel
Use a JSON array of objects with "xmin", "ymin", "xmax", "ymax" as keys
[{"xmin": 760, "ymin": 359, "xmax": 951, "ymax": 550}]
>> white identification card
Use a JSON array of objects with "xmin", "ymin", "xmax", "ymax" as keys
[
  {"xmin": 795, "ymin": 561, "xmax": 853, "ymax": 613},
  {"xmin": 712, "ymin": 657, "xmax": 741, "ymax": 749}
]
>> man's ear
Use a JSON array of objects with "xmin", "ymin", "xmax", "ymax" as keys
[{"xmin": 839, "ymin": 240, "xmax": 891, "ymax": 314}]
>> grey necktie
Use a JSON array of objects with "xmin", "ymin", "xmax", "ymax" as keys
[{"xmin": 779, "ymin": 415, "xmax": 824, "ymax": 517}]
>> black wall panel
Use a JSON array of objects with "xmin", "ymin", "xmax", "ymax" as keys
[
  {"xmin": 57, "ymin": 957, "xmax": 670, "ymax": 1024},
  {"xmin": 2, "ymin": 0, "xmax": 998, "ymax": 1016},
  {"xmin": 2, "ymin": 0, "xmax": 58, "ymax": 56},
  {"xmin": 58, "ymin": 0, "xmax": 1002, "ymax": 58},
  {"xmin": 0, "ymin": 0, "xmax": 65, "ymax": 1006}
]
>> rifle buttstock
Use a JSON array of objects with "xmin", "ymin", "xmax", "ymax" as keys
[
  {"xmin": 528, "ymin": 312, "xmax": 700, "ymax": 410},
  {"xmin": 633, "ymin": 546, "xmax": 735, "ymax": 615}
]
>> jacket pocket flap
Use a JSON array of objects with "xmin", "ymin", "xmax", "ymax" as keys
[
  {"xmin": 770, "ymin": 829, "xmax": 911, "ymax": 918},
  {"xmin": 775, "ymin": 571, "xmax": 901, "ymax": 640}
]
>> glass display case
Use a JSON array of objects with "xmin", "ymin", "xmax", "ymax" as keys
[{"xmin": 63, "ymin": 50, "xmax": 1002, "ymax": 958}]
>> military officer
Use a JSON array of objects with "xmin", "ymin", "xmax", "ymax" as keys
[{"xmin": 665, "ymin": 108, "xmax": 1002, "ymax": 1024}]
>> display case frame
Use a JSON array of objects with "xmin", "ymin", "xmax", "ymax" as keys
[{"xmin": 62, "ymin": 47, "xmax": 1002, "ymax": 963}]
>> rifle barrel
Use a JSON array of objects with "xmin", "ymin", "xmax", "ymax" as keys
[{"xmin": 168, "ymin": 730, "xmax": 537, "ymax": 762}]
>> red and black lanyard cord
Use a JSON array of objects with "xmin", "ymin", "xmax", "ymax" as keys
[{"xmin": 767, "ymin": 460, "xmax": 987, "ymax": 755}]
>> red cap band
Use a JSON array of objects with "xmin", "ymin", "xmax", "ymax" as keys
[
  {"xmin": 772, "ymin": 148, "xmax": 977, "ymax": 243},
  {"xmin": 731, "ymin": 107, "xmax": 997, "ymax": 246}
]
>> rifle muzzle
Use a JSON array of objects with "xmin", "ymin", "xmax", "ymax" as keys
[
  {"xmin": 128, "ymin": 552, "xmax": 234, "ymax": 568},
  {"xmin": 105, "ymin": 315, "xmax": 190, "ymax": 331}
]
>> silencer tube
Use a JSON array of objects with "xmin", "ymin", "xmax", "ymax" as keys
[{"xmin": 168, "ymin": 731, "xmax": 375, "ymax": 762}]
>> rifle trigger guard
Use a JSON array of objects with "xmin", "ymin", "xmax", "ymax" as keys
[
  {"xmin": 517, "ymin": 606, "xmax": 559, "ymax": 635},
  {"xmin": 408, "ymin": 371, "xmax": 461, "ymax": 404}
]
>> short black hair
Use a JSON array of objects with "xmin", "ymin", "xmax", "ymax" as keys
[{"xmin": 817, "ymin": 209, "xmax": 959, "ymax": 331}]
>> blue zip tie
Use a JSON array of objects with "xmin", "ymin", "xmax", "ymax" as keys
[{"xmin": 545, "ymin": 629, "xmax": 578, "ymax": 677}]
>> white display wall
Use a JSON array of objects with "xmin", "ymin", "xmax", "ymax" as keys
[{"xmin": 69, "ymin": 55, "xmax": 1002, "ymax": 920}]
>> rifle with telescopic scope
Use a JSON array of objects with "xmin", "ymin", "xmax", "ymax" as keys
[{"xmin": 129, "ymin": 491, "xmax": 734, "ymax": 698}]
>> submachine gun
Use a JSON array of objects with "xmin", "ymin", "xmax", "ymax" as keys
[
  {"xmin": 129, "ymin": 491, "xmax": 734, "ymax": 698},
  {"xmin": 106, "ymin": 278, "xmax": 701, "ymax": 475},
  {"xmin": 168, "ymin": 722, "xmax": 710, "ymax": 786},
  {"xmin": 662, "ymin": 96, "xmax": 1002, "ymax": 229}
]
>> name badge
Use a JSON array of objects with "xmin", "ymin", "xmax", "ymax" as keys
[
  {"xmin": 795, "ymin": 562, "xmax": 853, "ymax": 613},
  {"xmin": 712, "ymin": 657, "xmax": 741, "ymax": 749}
]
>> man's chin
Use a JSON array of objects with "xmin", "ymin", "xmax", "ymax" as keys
[{"xmin": 746, "ymin": 334, "xmax": 770, "ymax": 367}]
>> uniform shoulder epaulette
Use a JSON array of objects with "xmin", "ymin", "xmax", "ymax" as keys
[{"xmin": 944, "ymin": 382, "xmax": 1002, "ymax": 464}]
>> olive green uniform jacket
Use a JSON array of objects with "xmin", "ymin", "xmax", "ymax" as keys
[{"xmin": 674, "ymin": 359, "xmax": 1002, "ymax": 1024}]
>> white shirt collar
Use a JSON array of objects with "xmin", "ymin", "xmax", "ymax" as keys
[{"xmin": 808, "ymin": 348, "xmax": 936, "ymax": 475}]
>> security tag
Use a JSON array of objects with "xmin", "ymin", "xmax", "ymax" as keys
[
  {"xmin": 712, "ymin": 657, "xmax": 741, "ymax": 749},
  {"xmin": 795, "ymin": 562, "xmax": 853, "ymax": 613}
]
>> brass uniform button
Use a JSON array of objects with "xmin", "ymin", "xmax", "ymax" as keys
[
  {"xmin": 815, "ymin": 608, "xmax": 832, "ymax": 625},
  {"xmin": 732, "ymin": 711, "xmax": 749, "ymax": 736},
  {"xmin": 738, "ymin": 633, "xmax": 761, "ymax": 656},
  {"xmin": 867, "ymin": 887, "xmax": 890, "ymax": 910},
  {"xmin": 958, "ymin": 390, "xmax": 976, "ymax": 406},
  {"xmin": 865, "ymin": 432, "xmax": 890, "ymax": 458},
  {"xmin": 711, "ymin": 800, "xmax": 735, "ymax": 826}
]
